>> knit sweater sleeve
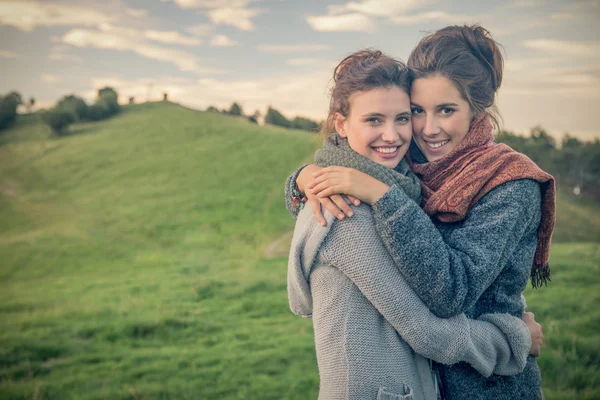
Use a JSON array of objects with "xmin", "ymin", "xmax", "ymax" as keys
[
  {"xmin": 321, "ymin": 207, "xmax": 531, "ymax": 377},
  {"xmin": 284, "ymin": 164, "xmax": 309, "ymax": 219},
  {"xmin": 372, "ymin": 179, "xmax": 542, "ymax": 318}
]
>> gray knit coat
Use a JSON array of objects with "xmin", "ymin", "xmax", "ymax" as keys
[
  {"xmin": 370, "ymin": 179, "xmax": 543, "ymax": 400},
  {"xmin": 288, "ymin": 201, "xmax": 532, "ymax": 400}
]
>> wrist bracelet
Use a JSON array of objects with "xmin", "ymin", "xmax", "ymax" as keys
[{"xmin": 292, "ymin": 186, "xmax": 307, "ymax": 211}]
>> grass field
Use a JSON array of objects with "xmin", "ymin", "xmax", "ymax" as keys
[{"xmin": 1, "ymin": 102, "xmax": 598, "ymax": 399}]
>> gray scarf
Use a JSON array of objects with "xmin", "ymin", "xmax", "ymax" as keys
[{"xmin": 314, "ymin": 134, "xmax": 422, "ymax": 204}]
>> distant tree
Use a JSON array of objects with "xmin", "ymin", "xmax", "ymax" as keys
[
  {"xmin": 95, "ymin": 87, "xmax": 120, "ymax": 117},
  {"xmin": 291, "ymin": 116, "xmax": 319, "ymax": 132},
  {"xmin": 24, "ymin": 97, "xmax": 36, "ymax": 113},
  {"xmin": 163, "ymin": 92, "xmax": 168, "ymax": 101},
  {"xmin": 264, "ymin": 106, "xmax": 290, "ymax": 128},
  {"xmin": 98, "ymin": 87, "xmax": 118, "ymax": 100},
  {"xmin": 129, "ymin": 97, "xmax": 135, "ymax": 104},
  {"xmin": 228, "ymin": 102, "xmax": 243, "ymax": 116},
  {"xmin": 0, "ymin": 91, "xmax": 21, "ymax": 131},
  {"xmin": 86, "ymin": 103, "xmax": 108, "ymax": 121},
  {"xmin": 247, "ymin": 109, "xmax": 261, "ymax": 124},
  {"xmin": 206, "ymin": 105, "xmax": 219, "ymax": 113},
  {"xmin": 42, "ymin": 109, "xmax": 75, "ymax": 136},
  {"xmin": 57, "ymin": 94, "xmax": 88, "ymax": 121},
  {"xmin": 5, "ymin": 91, "xmax": 22, "ymax": 106},
  {"xmin": 495, "ymin": 130, "xmax": 529, "ymax": 152}
]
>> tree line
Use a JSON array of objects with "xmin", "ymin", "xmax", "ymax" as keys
[
  {"xmin": 496, "ymin": 126, "xmax": 600, "ymax": 199},
  {"xmin": 42, "ymin": 88, "xmax": 121, "ymax": 136},
  {"xmin": 206, "ymin": 102, "xmax": 320, "ymax": 132},
  {"xmin": 0, "ymin": 88, "xmax": 120, "ymax": 137},
  {"xmin": 1, "ymin": 91, "xmax": 598, "ymax": 198}
]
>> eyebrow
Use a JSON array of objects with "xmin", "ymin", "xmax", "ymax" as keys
[
  {"xmin": 410, "ymin": 102, "xmax": 459, "ymax": 108},
  {"xmin": 437, "ymin": 103, "xmax": 459, "ymax": 108},
  {"xmin": 361, "ymin": 111, "xmax": 411, "ymax": 118}
]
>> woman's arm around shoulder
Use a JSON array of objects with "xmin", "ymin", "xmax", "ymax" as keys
[
  {"xmin": 371, "ymin": 178, "xmax": 543, "ymax": 318},
  {"xmin": 320, "ymin": 205, "xmax": 532, "ymax": 377}
]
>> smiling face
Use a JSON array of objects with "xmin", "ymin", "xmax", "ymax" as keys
[
  {"xmin": 335, "ymin": 87, "xmax": 412, "ymax": 168},
  {"xmin": 410, "ymin": 75, "xmax": 473, "ymax": 162}
]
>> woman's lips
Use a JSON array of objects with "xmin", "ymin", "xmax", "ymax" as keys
[
  {"xmin": 373, "ymin": 146, "xmax": 401, "ymax": 159},
  {"xmin": 424, "ymin": 139, "xmax": 449, "ymax": 152}
]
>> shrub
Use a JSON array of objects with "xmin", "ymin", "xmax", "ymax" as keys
[
  {"xmin": 264, "ymin": 106, "xmax": 290, "ymax": 128},
  {"xmin": 291, "ymin": 116, "xmax": 319, "ymax": 132},
  {"xmin": 42, "ymin": 109, "xmax": 75, "ymax": 136},
  {"xmin": 96, "ymin": 87, "xmax": 120, "ymax": 117},
  {"xmin": 86, "ymin": 104, "xmax": 108, "ymax": 121},
  {"xmin": 228, "ymin": 102, "xmax": 243, "ymax": 116},
  {"xmin": 0, "ymin": 91, "xmax": 22, "ymax": 131},
  {"xmin": 57, "ymin": 94, "xmax": 88, "ymax": 121},
  {"xmin": 206, "ymin": 106, "xmax": 219, "ymax": 113}
]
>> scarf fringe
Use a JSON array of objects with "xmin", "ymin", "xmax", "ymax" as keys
[{"xmin": 531, "ymin": 265, "xmax": 551, "ymax": 289}]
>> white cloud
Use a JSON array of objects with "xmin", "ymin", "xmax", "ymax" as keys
[
  {"xmin": 166, "ymin": 0, "xmax": 263, "ymax": 31},
  {"xmin": 61, "ymin": 28, "xmax": 220, "ymax": 74},
  {"xmin": 144, "ymin": 30, "xmax": 202, "ymax": 46},
  {"xmin": 286, "ymin": 58, "xmax": 321, "ymax": 66},
  {"xmin": 0, "ymin": 50, "xmax": 16, "ymax": 58},
  {"xmin": 167, "ymin": 0, "xmax": 258, "ymax": 8},
  {"xmin": 390, "ymin": 11, "xmax": 472, "ymax": 25},
  {"xmin": 307, "ymin": 13, "xmax": 375, "ymax": 32},
  {"xmin": 208, "ymin": 7, "xmax": 263, "ymax": 31},
  {"xmin": 88, "ymin": 67, "xmax": 332, "ymax": 121},
  {"xmin": 524, "ymin": 39, "xmax": 600, "ymax": 58},
  {"xmin": 511, "ymin": 0, "xmax": 545, "ymax": 8},
  {"xmin": 210, "ymin": 34, "xmax": 238, "ymax": 47},
  {"xmin": 306, "ymin": 0, "xmax": 432, "ymax": 32},
  {"xmin": 0, "ymin": 1, "xmax": 113, "ymax": 31},
  {"xmin": 186, "ymin": 24, "xmax": 216, "ymax": 37},
  {"xmin": 126, "ymin": 7, "xmax": 149, "ymax": 18},
  {"xmin": 341, "ymin": 0, "xmax": 429, "ymax": 17},
  {"xmin": 48, "ymin": 45, "xmax": 83, "ymax": 62},
  {"xmin": 257, "ymin": 44, "xmax": 331, "ymax": 53},
  {"xmin": 40, "ymin": 74, "xmax": 62, "ymax": 84},
  {"xmin": 550, "ymin": 12, "xmax": 576, "ymax": 20},
  {"xmin": 96, "ymin": 24, "xmax": 202, "ymax": 46}
]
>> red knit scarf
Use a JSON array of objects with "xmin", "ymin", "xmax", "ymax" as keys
[{"xmin": 408, "ymin": 114, "xmax": 556, "ymax": 288}]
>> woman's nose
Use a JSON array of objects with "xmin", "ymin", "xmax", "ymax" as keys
[
  {"xmin": 423, "ymin": 116, "xmax": 440, "ymax": 136},
  {"xmin": 381, "ymin": 123, "xmax": 399, "ymax": 142}
]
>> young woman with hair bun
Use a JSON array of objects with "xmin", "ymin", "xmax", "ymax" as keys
[
  {"xmin": 286, "ymin": 47, "xmax": 543, "ymax": 400},
  {"xmin": 290, "ymin": 25, "xmax": 555, "ymax": 400}
]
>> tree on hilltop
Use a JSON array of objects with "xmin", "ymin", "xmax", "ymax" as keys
[
  {"xmin": 265, "ymin": 106, "xmax": 290, "ymax": 128},
  {"xmin": 57, "ymin": 94, "xmax": 88, "ymax": 121},
  {"xmin": 42, "ymin": 109, "xmax": 75, "ymax": 136},
  {"xmin": 291, "ymin": 116, "xmax": 319, "ymax": 132},
  {"xmin": 0, "ymin": 91, "xmax": 22, "ymax": 132},
  {"xmin": 229, "ymin": 102, "xmax": 243, "ymax": 116},
  {"xmin": 248, "ymin": 109, "xmax": 260, "ymax": 124}
]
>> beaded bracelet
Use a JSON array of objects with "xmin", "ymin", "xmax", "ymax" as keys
[{"xmin": 292, "ymin": 186, "xmax": 308, "ymax": 211}]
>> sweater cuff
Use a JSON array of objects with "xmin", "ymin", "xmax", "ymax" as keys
[
  {"xmin": 478, "ymin": 313, "xmax": 531, "ymax": 376},
  {"xmin": 284, "ymin": 164, "xmax": 309, "ymax": 219},
  {"xmin": 372, "ymin": 184, "xmax": 412, "ymax": 220}
]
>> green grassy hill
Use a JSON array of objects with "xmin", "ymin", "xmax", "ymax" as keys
[{"xmin": 1, "ymin": 102, "xmax": 598, "ymax": 399}]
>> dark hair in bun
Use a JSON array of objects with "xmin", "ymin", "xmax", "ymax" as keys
[{"xmin": 408, "ymin": 24, "xmax": 504, "ymax": 129}]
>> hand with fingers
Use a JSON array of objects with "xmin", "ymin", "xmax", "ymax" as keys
[
  {"xmin": 521, "ymin": 311, "xmax": 543, "ymax": 357},
  {"xmin": 296, "ymin": 164, "xmax": 361, "ymax": 227},
  {"xmin": 308, "ymin": 166, "xmax": 391, "ymax": 205}
]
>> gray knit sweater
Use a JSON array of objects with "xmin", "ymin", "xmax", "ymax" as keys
[
  {"xmin": 288, "ymin": 202, "xmax": 532, "ymax": 400},
  {"xmin": 369, "ymin": 179, "xmax": 543, "ymax": 400}
]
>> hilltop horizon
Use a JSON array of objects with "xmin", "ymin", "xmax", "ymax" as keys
[{"xmin": 1, "ymin": 1, "xmax": 599, "ymax": 141}]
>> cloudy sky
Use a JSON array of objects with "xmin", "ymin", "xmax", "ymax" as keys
[{"xmin": 1, "ymin": 0, "xmax": 599, "ymax": 139}]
